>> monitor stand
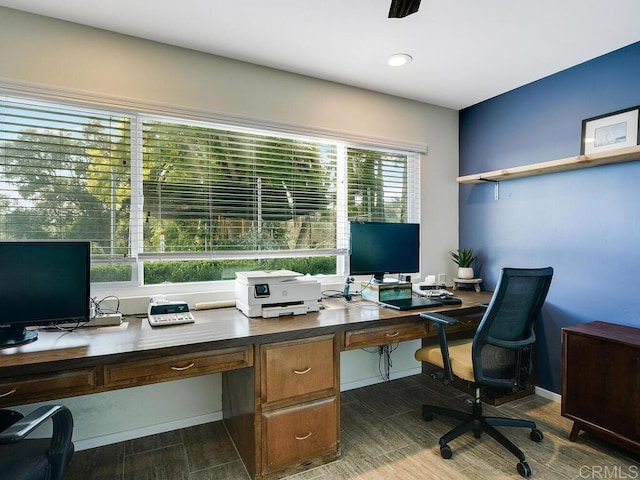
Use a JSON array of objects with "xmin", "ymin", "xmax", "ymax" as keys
[
  {"xmin": 0, "ymin": 326, "xmax": 38, "ymax": 348},
  {"xmin": 372, "ymin": 273, "xmax": 399, "ymax": 285}
]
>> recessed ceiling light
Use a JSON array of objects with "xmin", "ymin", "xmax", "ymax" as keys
[{"xmin": 387, "ymin": 53, "xmax": 412, "ymax": 67}]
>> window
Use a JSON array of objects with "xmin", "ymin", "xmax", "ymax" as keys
[{"xmin": 1, "ymin": 96, "xmax": 420, "ymax": 286}]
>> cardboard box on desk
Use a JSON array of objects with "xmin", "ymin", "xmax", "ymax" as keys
[{"xmin": 361, "ymin": 282, "xmax": 412, "ymax": 302}]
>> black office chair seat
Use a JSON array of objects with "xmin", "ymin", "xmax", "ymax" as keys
[
  {"xmin": 415, "ymin": 267, "xmax": 553, "ymax": 478},
  {"xmin": 0, "ymin": 405, "xmax": 74, "ymax": 480}
]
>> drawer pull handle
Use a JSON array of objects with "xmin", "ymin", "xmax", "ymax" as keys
[
  {"xmin": 171, "ymin": 362, "xmax": 195, "ymax": 371},
  {"xmin": 295, "ymin": 431, "xmax": 313, "ymax": 441},
  {"xmin": 293, "ymin": 366, "xmax": 312, "ymax": 375},
  {"xmin": 385, "ymin": 331, "xmax": 400, "ymax": 338},
  {"xmin": 0, "ymin": 389, "xmax": 16, "ymax": 398}
]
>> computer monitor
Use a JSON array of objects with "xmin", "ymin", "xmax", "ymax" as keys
[
  {"xmin": 349, "ymin": 221, "xmax": 420, "ymax": 283},
  {"xmin": 0, "ymin": 241, "xmax": 91, "ymax": 348}
]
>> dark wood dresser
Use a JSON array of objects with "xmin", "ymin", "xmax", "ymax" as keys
[{"xmin": 561, "ymin": 320, "xmax": 640, "ymax": 454}]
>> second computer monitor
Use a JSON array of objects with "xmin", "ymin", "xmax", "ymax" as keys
[{"xmin": 349, "ymin": 221, "xmax": 419, "ymax": 283}]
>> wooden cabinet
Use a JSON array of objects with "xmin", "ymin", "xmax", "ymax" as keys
[
  {"xmin": 259, "ymin": 335, "xmax": 339, "ymax": 479},
  {"xmin": 562, "ymin": 321, "xmax": 640, "ymax": 454},
  {"xmin": 224, "ymin": 335, "xmax": 339, "ymax": 480}
]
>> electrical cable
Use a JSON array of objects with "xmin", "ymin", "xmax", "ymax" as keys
[
  {"xmin": 91, "ymin": 295, "xmax": 121, "ymax": 316},
  {"xmin": 321, "ymin": 289, "xmax": 345, "ymax": 299},
  {"xmin": 360, "ymin": 277, "xmax": 373, "ymax": 295},
  {"xmin": 378, "ymin": 343, "xmax": 399, "ymax": 381},
  {"xmin": 50, "ymin": 295, "xmax": 123, "ymax": 333}
]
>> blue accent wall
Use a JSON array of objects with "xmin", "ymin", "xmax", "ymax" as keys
[{"xmin": 459, "ymin": 42, "xmax": 640, "ymax": 394}]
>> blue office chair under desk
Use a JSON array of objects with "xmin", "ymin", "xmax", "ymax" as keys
[{"xmin": 415, "ymin": 267, "xmax": 553, "ymax": 478}]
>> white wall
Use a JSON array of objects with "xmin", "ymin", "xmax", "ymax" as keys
[{"xmin": 0, "ymin": 7, "xmax": 459, "ymax": 448}]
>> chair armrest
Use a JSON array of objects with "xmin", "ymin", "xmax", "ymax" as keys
[
  {"xmin": 419, "ymin": 312, "xmax": 458, "ymax": 383},
  {"xmin": 0, "ymin": 405, "xmax": 72, "ymax": 444},
  {"xmin": 0, "ymin": 405, "xmax": 74, "ymax": 480},
  {"xmin": 420, "ymin": 312, "xmax": 459, "ymax": 327}
]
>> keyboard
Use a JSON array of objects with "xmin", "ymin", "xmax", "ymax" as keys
[
  {"xmin": 148, "ymin": 311, "xmax": 195, "ymax": 327},
  {"xmin": 414, "ymin": 287, "xmax": 453, "ymax": 297},
  {"xmin": 380, "ymin": 297, "xmax": 443, "ymax": 311},
  {"xmin": 437, "ymin": 296, "xmax": 462, "ymax": 305}
]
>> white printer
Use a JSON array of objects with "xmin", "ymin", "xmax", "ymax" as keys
[{"xmin": 235, "ymin": 270, "xmax": 321, "ymax": 318}]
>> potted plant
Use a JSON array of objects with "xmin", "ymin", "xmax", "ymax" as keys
[{"xmin": 450, "ymin": 248, "xmax": 477, "ymax": 279}]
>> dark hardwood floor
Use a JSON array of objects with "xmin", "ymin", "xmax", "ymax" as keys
[{"xmin": 63, "ymin": 374, "xmax": 639, "ymax": 479}]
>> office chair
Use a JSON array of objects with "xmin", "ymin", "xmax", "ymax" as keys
[
  {"xmin": 415, "ymin": 267, "xmax": 553, "ymax": 478},
  {"xmin": 0, "ymin": 404, "xmax": 74, "ymax": 480}
]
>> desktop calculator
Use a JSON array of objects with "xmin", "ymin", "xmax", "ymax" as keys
[{"xmin": 147, "ymin": 299, "xmax": 195, "ymax": 327}]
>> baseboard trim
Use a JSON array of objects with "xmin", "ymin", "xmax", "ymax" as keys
[
  {"xmin": 534, "ymin": 385, "xmax": 561, "ymax": 403},
  {"xmin": 73, "ymin": 412, "xmax": 222, "ymax": 451}
]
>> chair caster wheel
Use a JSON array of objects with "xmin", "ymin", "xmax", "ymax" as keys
[
  {"xmin": 473, "ymin": 430, "xmax": 482, "ymax": 438},
  {"xmin": 530, "ymin": 428, "xmax": 543, "ymax": 442},
  {"xmin": 440, "ymin": 444, "xmax": 452, "ymax": 459},
  {"xmin": 421, "ymin": 406, "xmax": 434, "ymax": 421},
  {"xmin": 517, "ymin": 461, "xmax": 532, "ymax": 477}
]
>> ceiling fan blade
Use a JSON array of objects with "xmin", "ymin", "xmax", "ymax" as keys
[{"xmin": 388, "ymin": 0, "xmax": 422, "ymax": 18}]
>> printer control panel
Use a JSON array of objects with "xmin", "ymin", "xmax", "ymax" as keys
[{"xmin": 254, "ymin": 284, "xmax": 270, "ymax": 298}]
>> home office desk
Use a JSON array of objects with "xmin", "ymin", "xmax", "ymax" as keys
[{"xmin": 0, "ymin": 289, "xmax": 491, "ymax": 479}]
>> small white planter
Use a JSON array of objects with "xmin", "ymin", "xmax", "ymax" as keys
[{"xmin": 457, "ymin": 267, "xmax": 474, "ymax": 279}]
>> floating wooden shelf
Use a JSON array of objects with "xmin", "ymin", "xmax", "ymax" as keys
[{"xmin": 457, "ymin": 144, "xmax": 640, "ymax": 184}]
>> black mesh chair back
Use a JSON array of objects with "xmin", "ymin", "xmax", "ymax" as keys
[{"xmin": 472, "ymin": 267, "xmax": 553, "ymax": 390}]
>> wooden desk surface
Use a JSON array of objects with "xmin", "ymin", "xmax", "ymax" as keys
[{"xmin": 0, "ymin": 289, "xmax": 492, "ymax": 371}]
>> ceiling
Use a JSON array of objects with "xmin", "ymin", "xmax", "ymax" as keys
[{"xmin": 1, "ymin": 0, "xmax": 640, "ymax": 110}]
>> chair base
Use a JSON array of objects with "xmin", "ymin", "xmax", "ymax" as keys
[{"xmin": 422, "ymin": 395, "xmax": 543, "ymax": 478}]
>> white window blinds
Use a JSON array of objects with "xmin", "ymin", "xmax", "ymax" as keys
[
  {"xmin": 0, "ymin": 98, "xmax": 131, "ymax": 260},
  {"xmin": 347, "ymin": 147, "xmax": 414, "ymax": 223},
  {"xmin": 141, "ymin": 119, "xmax": 338, "ymax": 257}
]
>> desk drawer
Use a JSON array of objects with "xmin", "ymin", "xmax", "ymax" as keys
[
  {"xmin": 262, "ymin": 396, "xmax": 338, "ymax": 470},
  {"xmin": 343, "ymin": 321, "xmax": 428, "ymax": 350},
  {"xmin": 426, "ymin": 314, "xmax": 480, "ymax": 336},
  {"xmin": 262, "ymin": 336, "xmax": 335, "ymax": 405},
  {"xmin": 0, "ymin": 368, "xmax": 97, "ymax": 407},
  {"xmin": 104, "ymin": 346, "xmax": 251, "ymax": 387}
]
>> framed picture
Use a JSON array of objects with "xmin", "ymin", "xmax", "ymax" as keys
[{"xmin": 581, "ymin": 107, "xmax": 640, "ymax": 155}]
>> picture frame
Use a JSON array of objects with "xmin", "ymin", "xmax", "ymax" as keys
[{"xmin": 581, "ymin": 106, "xmax": 640, "ymax": 155}]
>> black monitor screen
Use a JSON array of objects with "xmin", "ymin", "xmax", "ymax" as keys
[
  {"xmin": 349, "ymin": 222, "xmax": 419, "ymax": 282},
  {"xmin": 0, "ymin": 241, "xmax": 90, "ymax": 347}
]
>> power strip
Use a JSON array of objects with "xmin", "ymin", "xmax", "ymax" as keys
[
  {"xmin": 90, "ymin": 313, "xmax": 123, "ymax": 326},
  {"xmin": 55, "ymin": 313, "xmax": 123, "ymax": 328}
]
